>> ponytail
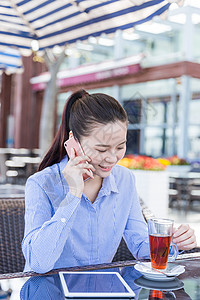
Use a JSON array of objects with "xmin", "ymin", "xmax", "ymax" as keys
[{"xmin": 38, "ymin": 89, "xmax": 87, "ymax": 171}]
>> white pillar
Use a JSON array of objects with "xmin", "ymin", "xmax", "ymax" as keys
[
  {"xmin": 139, "ymin": 97, "xmax": 147, "ymax": 154},
  {"xmin": 182, "ymin": 7, "xmax": 194, "ymax": 61},
  {"xmin": 178, "ymin": 75, "xmax": 191, "ymax": 158},
  {"xmin": 113, "ymin": 31, "xmax": 123, "ymax": 104},
  {"xmin": 114, "ymin": 30, "xmax": 124, "ymax": 59},
  {"xmin": 177, "ymin": 7, "xmax": 194, "ymax": 159},
  {"xmin": 170, "ymin": 79, "xmax": 177, "ymax": 156}
]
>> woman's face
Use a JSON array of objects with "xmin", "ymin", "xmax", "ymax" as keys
[{"xmin": 80, "ymin": 121, "xmax": 127, "ymax": 178}]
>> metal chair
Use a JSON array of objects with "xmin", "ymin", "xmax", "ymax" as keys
[
  {"xmin": 0, "ymin": 198, "xmax": 25, "ymax": 274},
  {"xmin": 169, "ymin": 177, "xmax": 192, "ymax": 210},
  {"xmin": 188, "ymin": 178, "xmax": 200, "ymax": 210}
]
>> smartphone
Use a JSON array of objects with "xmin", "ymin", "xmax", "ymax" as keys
[{"xmin": 64, "ymin": 131, "xmax": 93, "ymax": 180}]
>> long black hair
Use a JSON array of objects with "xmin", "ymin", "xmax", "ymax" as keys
[{"xmin": 38, "ymin": 89, "xmax": 127, "ymax": 171}]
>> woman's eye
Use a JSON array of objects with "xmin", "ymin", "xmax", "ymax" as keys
[
  {"xmin": 117, "ymin": 147, "xmax": 124, "ymax": 150},
  {"xmin": 97, "ymin": 149, "xmax": 107, "ymax": 153},
  {"xmin": 97, "ymin": 147, "xmax": 124, "ymax": 153}
]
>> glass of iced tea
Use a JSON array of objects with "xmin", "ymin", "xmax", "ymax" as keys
[{"xmin": 147, "ymin": 218, "xmax": 178, "ymax": 270}]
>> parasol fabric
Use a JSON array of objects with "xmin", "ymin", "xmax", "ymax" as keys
[{"xmin": 0, "ymin": 0, "xmax": 182, "ymax": 56}]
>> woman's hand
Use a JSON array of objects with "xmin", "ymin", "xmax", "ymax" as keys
[
  {"xmin": 172, "ymin": 224, "xmax": 197, "ymax": 250},
  {"xmin": 62, "ymin": 148, "xmax": 95, "ymax": 198}
]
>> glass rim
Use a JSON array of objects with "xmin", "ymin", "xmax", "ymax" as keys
[{"xmin": 148, "ymin": 217, "xmax": 174, "ymax": 225}]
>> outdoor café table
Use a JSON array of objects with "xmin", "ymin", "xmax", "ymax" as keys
[
  {"xmin": 0, "ymin": 184, "xmax": 25, "ymax": 198},
  {"xmin": 0, "ymin": 253, "xmax": 200, "ymax": 299},
  {"xmin": 168, "ymin": 172, "xmax": 200, "ymax": 180}
]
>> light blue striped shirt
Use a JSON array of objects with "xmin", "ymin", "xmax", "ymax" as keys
[{"xmin": 22, "ymin": 155, "xmax": 150, "ymax": 273}]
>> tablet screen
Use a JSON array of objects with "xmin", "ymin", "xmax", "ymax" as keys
[{"xmin": 59, "ymin": 271, "xmax": 135, "ymax": 298}]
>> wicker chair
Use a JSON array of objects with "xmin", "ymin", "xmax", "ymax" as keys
[
  {"xmin": 0, "ymin": 196, "xmax": 153, "ymax": 271},
  {"xmin": 0, "ymin": 198, "xmax": 25, "ymax": 274},
  {"xmin": 1, "ymin": 196, "xmax": 199, "ymax": 273}
]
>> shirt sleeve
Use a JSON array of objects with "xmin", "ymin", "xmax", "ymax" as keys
[
  {"xmin": 123, "ymin": 172, "xmax": 150, "ymax": 260},
  {"xmin": 22, "ymin": 177, "xmax": 81, "ymax": 273}
]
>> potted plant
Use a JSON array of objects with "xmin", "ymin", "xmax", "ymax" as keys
[
  {"xmin": 163, "ymin": 155, "xmax": 191, "ymax": 173},
  {"xmin": 118, "ymin": 155, "xmax": 169, "ymax": 218}
]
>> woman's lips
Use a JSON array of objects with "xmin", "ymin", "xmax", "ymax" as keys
[{"xmin": 99, "ymin": 165, "xmax": 113, "ymax": 172}]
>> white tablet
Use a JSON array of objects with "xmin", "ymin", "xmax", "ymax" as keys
[{"xmin": 59, "ymin": 271, "xmax": 135, "ymax": 299}]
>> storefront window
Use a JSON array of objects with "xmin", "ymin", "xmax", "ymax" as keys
[
  {"xmin": 145, "ymin": 127, "xmax": 164, "ymax": 157},
  {"xmin": 146, "ymin": 101, "xmax": 165, "ymax": 125},
  {"xmin": 188, "ymin": 126, "xmax": 200, "ymax": 159},
  {"xmin": 124, "ymin": 99, "xmax": 141, "ymax": 124},
  {"xmin": 189, "ymin": 99, "xmax": 200, "ymax": 125},
  {"xmin": 87, "ymin": 87, "xmax": 113, "ymax": 96},
  {"xmin": 126, "ymin": 129, "xmax": 140, "ymax": 154}
]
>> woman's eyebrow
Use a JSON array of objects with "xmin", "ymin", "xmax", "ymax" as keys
[
  {"xmin": 95, "ymin": 144, "xmax": 109, "ymax": 147},
  {"xmin": 118, "ymin": 140, "xmax": 127, "ymax": 145},
  {"xmin": 95, "ymin": 140, "xmax": 126, "ymax": 147}
]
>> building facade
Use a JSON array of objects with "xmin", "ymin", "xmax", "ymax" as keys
[{"xmin": 1, "ymin": 2, "xmax": 200, "ymax": 159}]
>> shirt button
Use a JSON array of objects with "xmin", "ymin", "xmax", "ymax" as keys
[{"xmin": 61, "ymin": 218, "xmax": 66, "ymax": 223}]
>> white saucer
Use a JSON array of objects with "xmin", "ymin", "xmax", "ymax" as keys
[
  {"xmin": 134, "ymin": 262, "xmax": 185, "ymax": 281},
  {"xmin": 134, "ymin": 276, "xmax": 184, "ymax": 291}
]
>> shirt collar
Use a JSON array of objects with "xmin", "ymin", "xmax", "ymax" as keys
[
  {"xmin": 59, "ymin": 155, "xmax": 119, "ymax": 194},
  {"xmin": 102, "ymin": 169, "xmax": 119, "ymax": 195}
]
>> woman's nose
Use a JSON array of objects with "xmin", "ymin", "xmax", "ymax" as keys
[{"xmin": 105, "ymin": 151, "xmax": 117, "ymax": 163}]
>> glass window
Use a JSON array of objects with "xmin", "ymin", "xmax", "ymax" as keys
[
  {"xmin": 166, "ymin": 99, "xmax": 178, "ymax": 125},
  {"xmin": 145, "ymin": 127, "xmax": 165, "ymax": 157},
  {"xmin": 189, "ymin": 99, "xmax": 200, "ymax": 125},
  {"xmin": 123, "ymin": 99, "xmax": 142, "ymax": 124},
  {"xmin": 87, "ymin": 87, "xmax": 113, "ymax": 95},
  {"xmin": 126, "ymin": 129, "xmax": 140, "ymax": 154},
  {"xmin": 146, "ymin": 101, "xmax": 165, "ymax": 125},
  {"xmin": 188, "ymin": 126, "xmax": 200, "ymax": 159},
  {"xmin": 164, "ymin": 128, "xmax": 178, "ymax": 157}
]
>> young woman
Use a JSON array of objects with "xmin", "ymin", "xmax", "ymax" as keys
[{"xmin": 22, "ymin": 89, "xmax": 197, "ymax": 273}]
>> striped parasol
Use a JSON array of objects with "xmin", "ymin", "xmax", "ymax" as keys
[
  {"xmin": 0, "ymin": 0, "xmax": 183, "ymax": 56},
  {"xmin": 0, "ymin": 47, "xmax": 23, "ymax": 74}
]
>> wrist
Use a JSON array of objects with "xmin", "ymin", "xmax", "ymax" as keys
[{"xmin": 69, "ymin": 187, "xmax": 82, "ymax": 198}]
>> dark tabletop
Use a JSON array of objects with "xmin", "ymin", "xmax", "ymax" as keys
[{"xmin": 1, "ymin": 255, "xmax": 200, "ymax": 300}]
